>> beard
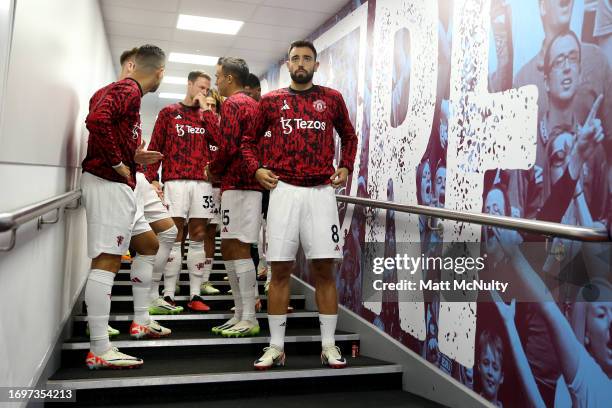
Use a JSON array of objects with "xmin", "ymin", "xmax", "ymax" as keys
[{"xmin": 290, "ymin": 69, "xmax": 314, "ymax": 84}]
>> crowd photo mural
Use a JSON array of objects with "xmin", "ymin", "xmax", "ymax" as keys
[{"xmin": 261, "ymin": 0, "xmax": 612, "ymax": 407}]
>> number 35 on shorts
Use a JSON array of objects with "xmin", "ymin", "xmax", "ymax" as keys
[{"xmin": 202, "ymin": 195, "xmax": 214, "ymax": 209}]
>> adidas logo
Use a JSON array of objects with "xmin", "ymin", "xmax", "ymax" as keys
[
  {"xmin": 281, "ymin": 99, "xmax": 290, "ymax": 110},
  {"xmin": 175, "ymin": 114, "xmax": 182, "ymax": 119},
  {"xmin": 222, "ymin": 227, "xmax": 228, "ymax": 232},
  {"xmin": 131, "ymin": 277, "xmax": 142, "ymax": 283},
  {"xmin": 334, "ymin": 245, "xmax": 340, "ymax": 251},
  {"xmin": 280, "ymin": 322, "xmax": 287, "ymax": 327}
]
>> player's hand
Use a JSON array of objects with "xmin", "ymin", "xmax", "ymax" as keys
[
  {"xmin": 330, "ymin": 167, "xmax": 349, "ymax": 188},
  {"xmin": 134, "ymin": 140, "xmax": 164, "ymax": 165},
  {"xmin": 204, "ymin": 165, "xmax": 216, "ymax": 182},
  {"xmin": 255, "ymin": 168, "xmax": 279, "ymax": 190},
  {"xmin": 151, "ymin": 180, "xmax": 164, "ymax": 201},
  {"xmin": 194, "ymin": 92, "xmax": 208, "ymax": 110},
  {"xmin": 114, "ymin": 163, "xmax": 132, "ymax": 182}
]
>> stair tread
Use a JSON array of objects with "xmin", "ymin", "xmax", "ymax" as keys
[
  {"xmin": 48, "ymin": 355, "xmax": 399, "ymax": 386},
  {"xmin": 63, "ymin": 328, "xmax": 357, "ymax": 348},
  {"xmin": 112, "ymin": 280, "xmax": 264, "ymax": 286},
  {"xmin": 73, "ymin": 310, "xmax": 315, "ymax": 321},
  {"xmin": 82, "ymin": 390, "xmax": 443, "ymax": 408},
  {"xmin": 108, "ymin": 294, "xmax": 303, "ymax": 301}
]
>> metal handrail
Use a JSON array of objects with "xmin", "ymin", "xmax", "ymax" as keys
[
  {"xmin": 0, "ymin": 190, "xmax": 81, "ymax": 251},
  {"xmin": 336, "ymin": 195, "xmax": 610, "ymax": 242}
]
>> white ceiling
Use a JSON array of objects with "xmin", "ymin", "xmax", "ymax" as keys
[{"xmin": 99, "ymin": 0, "xmax": 349, "ymax": 137}]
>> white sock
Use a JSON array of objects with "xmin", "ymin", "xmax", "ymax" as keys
[
  {"xmin": 235, "ymin": 258, "xmax": 257, "ymax": 324},
  {"xmin": 225, "ymin": 260, "xmax": 242, "ymax": 320},
  {"xmin": 131, "ymin": 254, "xmax": 155, "ymax": 325},
  {"xmin": 319, "ymin": 314, "xmax": 338, "ymax": 348},
  {"xmin": 150, "ymin": 225, "xmax": 177, "ymax": 302},
  {"xmin": 268, "ymin": 314, "xmax": 287, "ymax": 351},
  {"xmin": 163, "ymin": 242, "xmax": 182, "ymax": 299},
  {"xmin": 258, "ymin": 222, "xmax": 265, "ymax": 260},
  {"xmin": 86, "ymin": 269, "xmax": 115, "ymax": 355},
  {"xmin": 187, "ymin": 240, "xmax": 206, "ymax": 297},
  {"xmin": 202, "ymin": 258, "xmax": 213, "ymax": 283}
]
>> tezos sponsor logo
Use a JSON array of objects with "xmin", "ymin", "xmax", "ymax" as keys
[
  {"xmin": 176, "ymin": 124, "xmax": 205, "ymax": 137},
  {"xmin": 280, "ymin": 118, "xmax": 326, "ymax": 135}
]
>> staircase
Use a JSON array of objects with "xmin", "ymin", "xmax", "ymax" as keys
[{"xmin": 46, "ymin": 238, "xmax": 441, "ymax": 407}]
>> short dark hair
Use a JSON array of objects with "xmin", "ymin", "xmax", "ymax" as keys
[
  {"xmin": 245, "ymin": 73, "xmax": 260, "ymax": 89},
  {"xmin": 134, "ymin": 44, "xmax": 166, "ymax": 72},
  {"xmin": 120, "ymin": 47, "xmax": 139, "ymax": 66},
  {"xmin": 188, "ymin": 71, "xmax": 211, "ymax": 83},
  {"xmin": 288, "ymin": 40, "xmax": 317, "ymax": 60},
  {"xmin": 217, "ymin": 57, "xmax": 249, "ymax": 86},
  {"xmin": 543, "ymin": 29, "xmax": 581, "ymax": 74}
]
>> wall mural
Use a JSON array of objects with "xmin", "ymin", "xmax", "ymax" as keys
[{"xmin": 262, "ymin": 0, "xmax": 612, "ymax": 406}]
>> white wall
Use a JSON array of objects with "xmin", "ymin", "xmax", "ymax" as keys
[{"xmin": 0, "ymin": 0, "xmax": 114, "ymax": 387}]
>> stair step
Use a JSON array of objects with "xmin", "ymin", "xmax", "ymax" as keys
[
  {"xmin": 45, "ymin": 390, "xmax": 438, "ymax": 408},
  {"xmin": 103, "ymin": 295, "xmax": 305, "ymax": 313},
  {"xmin": 110, "ymin": 280, "xmax": 266, "ymax": 296},
  {"xmin": 113, "ymin": 280, "xmax": 256, "ymax": 287},
  {"xmin": 72, "ymin": 311, "xmax": 319, "ymax": 334},
  {"xmin": 108, "ymin": 294, "xmax": 301, "ymax": 302},
  {"xmin": 112, "ymin": 280, "xmax": 264, "ymax": 286},
  {"xmin": 48, "ymin": 354, "xmax": 400, "ymax": 391},
  {"xmin": 73, "ymin": 310, "xmax": 316, "ymax": 322},
  {"xmin": 120, "ymin": 261, "xmax": 226, "ymax": 270},
  {"xmin": 115, "ymin": 271, "xmax": 228, "ymax": 281},
  {"xmin": 62, "ymin": 328, "xmax": 355, "ymax": 350}
]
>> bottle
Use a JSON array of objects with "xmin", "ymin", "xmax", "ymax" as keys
[{"xmin": 351, "ymin": 342, "xmax": 359, "ymax": 358}]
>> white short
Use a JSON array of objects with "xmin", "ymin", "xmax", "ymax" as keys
[
  {"xmin": 209, "ymin": 187, "xmax": 222, "ymax": 224},
  {"xmin": 163, "ymin": 180, "xmax": 216, "ymax": 220},
  {"xmin": 267, "ymin": 181, "xmax": 342, "ymax": 261},
  {"xmin": 81, "ymin": 172, "xmax": 150, "ymax": 259},
  {"xmin": 131, "ymin": 193, "xmax": 152, "ymax": 238},
  {"xmin": 220, "ymin": 190, "xmax": 262, "ymax": 243},
  {"xmin": 135, "ymin": 172, "xmax": 169, "ymax": 224}
]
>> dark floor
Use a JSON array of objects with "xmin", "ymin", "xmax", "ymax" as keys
[{"xmin": 55, "ymin": 390, "xmax": 446, "ymax": 408}]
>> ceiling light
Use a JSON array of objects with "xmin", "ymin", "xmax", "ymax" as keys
[
  {"xmin": 162, "ymin": 76, "xmax": 187, "ymax": 85},
  {"xmin": 169, "ymin": 52, "xmax": 218, "ymax": 66},
  {"xmin": 159, "ymin": 92, "xmax": 186, "ymax": 100},
  {"xmin": 177, "ymin": 14, "xmax": 243, "ymax": 35}
]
